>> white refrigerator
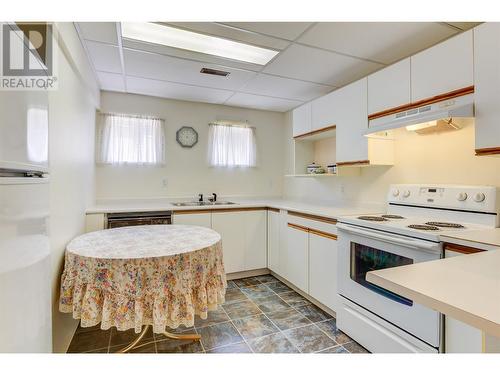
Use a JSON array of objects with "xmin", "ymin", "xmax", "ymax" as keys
[{"xmin": 0, "ymin": 23, "xmax": 52, "ymax": 352}]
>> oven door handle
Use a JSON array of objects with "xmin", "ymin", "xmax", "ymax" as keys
[{"xmin": 337, "ymin": 223, "xmax": 442, "ymax": 253}]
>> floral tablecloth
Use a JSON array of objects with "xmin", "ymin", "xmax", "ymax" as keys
[{"xmin": 59, "ymin": 225, "xmax": 226, "ymax": 333}]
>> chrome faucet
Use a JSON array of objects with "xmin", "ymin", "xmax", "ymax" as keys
[
  {"xmin": 208, "ymin": 193, "xmax": 217, "ymax": 203},
  {"xmin": 198, "ymin": 193, "xmax": 203, "ymax": 202}
]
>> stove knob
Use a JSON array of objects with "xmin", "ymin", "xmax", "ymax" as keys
[
  {"xmin": 392, "ymin": 189, "xmax": 400, "ymax": 197},
  {"xmin": 473, "ymin": 192, "xmax": 486, "ymax": 202},
  {"xmin": 403, "ymin": 190, "xmax": 411, "ymax": 198},
  {"xmin": 456, "ymin": 192, "xmax": 468, "ymax": 201}
]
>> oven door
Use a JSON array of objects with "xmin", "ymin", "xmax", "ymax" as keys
[{"xmin": 337, "ymin": 222, "xmax": 442, "ymax": 347}]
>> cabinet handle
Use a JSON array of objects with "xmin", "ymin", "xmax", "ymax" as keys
[
  {"xmin": 288, "ymin": 223, "xmax": 309, "ymax": 233},
  {"xmin": 287, "ymin": 223, "xmax": 337, "ymax": 240}
]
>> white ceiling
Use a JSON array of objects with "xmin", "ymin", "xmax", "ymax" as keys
[{"xmin": 75, "ymin": 22, "xmax": 479, "ymax": 112}]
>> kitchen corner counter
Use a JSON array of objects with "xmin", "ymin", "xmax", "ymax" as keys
[
  {"xmin": 86, "ymin": 198, "xmax": 383, "ymax": 221},
  {"xmin": 366, "ymin": 250, "xmax": 500, "ymax": 338},
  {"xmin": 441, "ymin": 228, "xmax": 500, "ymax": 251}
]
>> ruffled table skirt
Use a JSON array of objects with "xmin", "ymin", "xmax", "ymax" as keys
[{"xmin": 59, "ymin": 225, "xmax": 226, "ymax": 333}]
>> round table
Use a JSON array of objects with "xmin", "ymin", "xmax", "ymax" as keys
[{"xmin": 59, "ymin": 225, "xmax": 227, "ymax": 352}]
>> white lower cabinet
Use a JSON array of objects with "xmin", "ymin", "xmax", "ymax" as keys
[
  {"xmin": 267, "ymin": 210, "xmax": 281, "ymax": 274},
  {"xmin": 286, "ymin": 224, "xmax": 309, "ymax": 292},
  {"xmin": 212, "ymin": 210, "xmax": 267, "ymax": 274},
  {"xmin": 172, "ymin": 212, "xmax": 211, "ymax": 227},
  {"xmin": 308, "ymin": 231, "xmax": 339, "ymax": 312},
  {"xmin": 212, "ymin": 211, "xmax": 246, "ymax": 274},
  {"xmin": 444, "ymin": 249, "xmax": 483, "ymax": 353},
  {"xmin": 244, "ymin": 210, "xmax": 267, "ymax": 270}
]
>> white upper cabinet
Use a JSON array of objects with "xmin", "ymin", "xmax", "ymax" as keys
[
  {"xmin": 292, "ymin": 103, "xmax": 312, "ymax": 137},
  {"xmin": 335, "ymin": 78, "xmax": 369, "ymax": 163},
  {"xmin": 411, "ymin": 30, "xmax": 473, "ymax": 101},
  {"xmin": 367, "ymin": 58, "xmax": 411, "ymax": 115},
  {"xmin": 311, "ymin": 90, "xmax": 338, "ymax": 131},
  {"xmin": 474, "ymin": 22, "xmax": 500, "ymax": 154}
]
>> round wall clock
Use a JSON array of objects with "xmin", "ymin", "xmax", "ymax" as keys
[{"xmin": 176, "ymin": 126, "xmax": 198, "ymax": 148}]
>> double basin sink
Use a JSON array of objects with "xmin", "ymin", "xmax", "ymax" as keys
[{"xmin": 172, "ymin": 201, "xmax": 236, "ymax": 207}]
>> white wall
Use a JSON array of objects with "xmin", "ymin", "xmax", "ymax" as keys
[
  {"xmin": 96, "ymin": 92, "xmax": 286, "ymax": 200},
  {"xmin": 49, "ymin": 23, "xmax": 99, "ymax": 353},
  {"xmin": 284, "ymin": 116, "xmax": 500, "ymax": 205}
]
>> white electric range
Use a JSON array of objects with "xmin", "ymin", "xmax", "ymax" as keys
[{"xmin": 336, "ymin": 184, "xmax": 500, "ymax": 353}]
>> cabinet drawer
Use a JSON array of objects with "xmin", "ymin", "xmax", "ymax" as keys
[{"xmin": 286, "ymin": 211, "xmax": 337, "ymax": 236}]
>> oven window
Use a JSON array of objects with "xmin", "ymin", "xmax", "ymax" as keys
[{"xmin": 350, "ymin": 242, "xmax": 414, "ymax": 306}]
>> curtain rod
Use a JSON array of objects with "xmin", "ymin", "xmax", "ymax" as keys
[{"xmin": 99, "ymin": 111, "xmax": 164, "ymax": 122}]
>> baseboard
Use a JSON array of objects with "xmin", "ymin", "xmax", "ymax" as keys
[{"xmin": 226, "ymin": 268, "xmax": 269, "ymax": 280}]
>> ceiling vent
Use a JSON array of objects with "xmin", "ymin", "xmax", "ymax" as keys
[{"xmin": 200, "ymin": 68, "xmax": 230, "ymax": 77}]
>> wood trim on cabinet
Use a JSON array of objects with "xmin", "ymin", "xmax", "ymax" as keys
[
  {"xmin": 308, "ymin": 228, "xmax": 338, "ymax": 240},
  {"xmin": 287, "ymin": 223, "xmax": 309, "ymax": 233},
  {"xmin": 444, "ymin": 243, "xmax": 485, "ymax": 255},
  {"xmin": 267, "ymin": 207, "xmax": 280, "ymax": 213},
  {"xmin": 174, "ymin": 207, "xmax": 267, "ymax": 215},
  {"xmin": 293, "ymin": 124, "xmax": 336, "ymax": 139},
  {"xmin": 475, "ymin": 147, "xmax": 500, "ymax": 156},
  {"xmin": 287, "ymin": 210, "xmax": 337, "ymax": 225},
  {"xmin": 367, "ymin": 85, "xmax": 475, "ymax": 121},
  {"xmin": 336, "ymin": 160, "xmax": 370, "ymax": 167}
]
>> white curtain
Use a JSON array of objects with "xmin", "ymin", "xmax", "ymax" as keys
[
  {"xmin": 96, "ymin": 113, "xmax": 166, "ymax": 165},
  {"xmin": 208, "ymin": 122, "xmax": 256, "ymax": 167}
]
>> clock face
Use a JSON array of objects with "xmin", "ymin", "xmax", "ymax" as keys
[{"xmin": 176, "ymin": 126, "xmax": 198, "ymax": 148}]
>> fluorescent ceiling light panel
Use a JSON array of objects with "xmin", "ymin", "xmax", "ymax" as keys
[
  {"xmin": 406, "ymin": 121, "xmax": 438, "ymax": 132},
  {"xmin": 121, "ymin": 22, "xmax": 279, "ymax": 65}
]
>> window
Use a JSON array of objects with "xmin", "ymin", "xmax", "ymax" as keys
[
  {"xmin": 96, "ymin": 113, "xmax": 165, "ymax": 165},
  {"xmin": 208, "ymin": 122, "xmax": 256, "ymax": 167}
]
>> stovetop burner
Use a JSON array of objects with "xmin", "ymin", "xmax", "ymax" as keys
[
  {"xmin": 408, "ymin": 224, "xmax": 440, "ymax": 231},
  {"xmin": 381, "ymin": 215, "xmax": 405, "ymax": 219},
  {"xmin": 357, "ymin": 216, "xmax": 388, "ymax": 221},
  {"xmin": 425, "ymin": 221, "xmax": 465, "ymax": 228}
]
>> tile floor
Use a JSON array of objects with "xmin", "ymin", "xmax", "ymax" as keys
[{"xmin": 67, "ymin": 275, "xmax": 369, "ymax": 354}]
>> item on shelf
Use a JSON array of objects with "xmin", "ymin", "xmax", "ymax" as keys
[
  {"xmin": 327, "ymin": 164, "xmax": 337, "ymax": 174},
  {"xmin": 307, "ymin": 162, "xmax": 321, "ymax": 174}
]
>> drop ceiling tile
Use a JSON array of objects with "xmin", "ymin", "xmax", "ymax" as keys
[
  {"xmin": 263, "ymin": 44, "xmax": 383, "ymax": 86},
  {"xmin": 298, "ymin": 22, "xmax": 459, "ymax": 64},
  {"xmin": 223, "ymin": 22, "xmax": 313, "ymax": 41},
  {"xmin": 85, "ymin": 41, "xmax": 122, "ymax": 73},
  {"xmin": 122, "ymin": 39, "xmax": 263, "ymax": 72},
  {"xmin": 126, "ymin": 76, "xmax": 233, "ymax": 104},
  {"xmin": 240, "ymin": 73, "xmax": 333, "ymax": 101},
  {"xmin": 124, "ymin": 49, "xmax": 257, "ymax": 91},
  {"xmin": 97, "ymin": 71, "xmax": 125, "ymax": 92},
  {"xmin": 225, "ymin": 92, "xmax": 302, "ymax": 112},
  {"xmin": 164, "ymin": 22, "xmax": 290, "ymax": 50},
  {"xmin": 76, "ymin": 22, "xmax": 118, "ymax": 45}
]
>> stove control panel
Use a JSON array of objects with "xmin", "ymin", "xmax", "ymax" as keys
[{"xmin": 387, "ymin": 184, "xmax": 500, "ymax": 214}]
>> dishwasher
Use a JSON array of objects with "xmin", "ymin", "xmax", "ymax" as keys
[{"xmin": 106, "ymin": 211, "xmax": 172, "ymax": 228}]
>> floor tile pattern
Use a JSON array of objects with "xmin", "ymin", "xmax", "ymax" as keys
[{"xmin": 67, "ymin": 275, "xmax": 369, "ymax": 354}]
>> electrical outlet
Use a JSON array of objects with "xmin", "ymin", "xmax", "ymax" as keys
[
  {"xmin": 340, "ymin": 184, "xmax": 345, "ymax": 194},
  {"xmin": 162, "ymin": 178, "xmax": 168, "ymax": 188}
]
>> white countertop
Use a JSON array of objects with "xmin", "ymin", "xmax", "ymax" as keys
[
  {"xmin": 441, "ymin": 228, "xmax": 500, "ymax": 251},
  {"xmin": 86, "ymin": 197, "xmax": 384, "ymax": 221},
  {"xmin": 367, "ymin": 250, "xmax": 500, "ymax": 337}
]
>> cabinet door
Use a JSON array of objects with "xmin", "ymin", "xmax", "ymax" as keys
[
  {"xmin": 411, "ymin": 30, "xmax": 473, "ymax": 102},
  {"xmin": 336, "ymin": 78, "xmax": 369, "ymax": 164},
  {"xmin": 292, "ymin": 103, "xmax": 312, "ymax": 137},
  {"xmin": 212, "ymin": 212, "xmax": 246, "ymax": 274},
  {"xmin": 267, "ymin": 210, "xmax": 281, "ymax": 273},
  {"xmin": 368, "ymin": 58, "xmax": 410, "ymax": 115},
  {"xmin": 309, "ymin": 232, "xmax": 339, "ymax": 312},
  {"xmin": 173, "ymin": 212, "xmax": 211, "ymax": 227},
  {"xmin": 474, "ymin": 23, "xmax": 500, "ymax": 153},
  {"xmin": 286, "ymin": 224, "xmax": 309, "ymax": 292},
  {"xmin": 244, "ymin": 210, "xmax": 267, "ymax": 270},
  {"xmin": 444, "ymin": 249, "xmax": 483, "ymax": 353},
  {"xmin": 311, "ymin": 91, "xmax": 338, "ymax": 131}
]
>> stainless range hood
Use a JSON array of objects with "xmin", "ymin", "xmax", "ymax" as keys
[{"xmin": 365, "ymin": 93, "xmax": 474, "ymax": 135}]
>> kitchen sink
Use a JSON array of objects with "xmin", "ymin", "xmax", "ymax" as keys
[{"xmin": 172, "ymin": 201, "xmax": 236, "ymax": 207}]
